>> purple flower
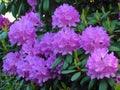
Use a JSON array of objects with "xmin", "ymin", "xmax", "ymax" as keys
[
  {"xmin": 52, "ymin": 27, "xmax": 81, "ymax": 55},
  {"xmin": 1, "ymin": 17, "xmax": 11, "ymax": 28},
  {"xmin": 52, "ymin": 3, "xmax": 80, "ymax": 28},
  {"xmin": 39, "ymin": 32, "xmax": 55, "ymax": 57},
  {"xmin": 81, "ymin": 26, "xmax": 110, "ymax": 54},
  {"xmin": 2, "ymin": 52, "xmax": 20, "ymax": 75},
  {"xmin": 86, "ymin": 48, "xmax": 118, "ymax": 79},
  {"xmin": 3, "ymin": 51, "xmax": 61, "ymax": 86},
  {"xmin": 16, "ymin": 60, "xmax": 31, "ymax": 79},
  {"xmin": 16, "ymin": 55, "xmax": 50, "ymax": 84},
  {"xmin": 0, "ymin": 15, "xmax": 11, "ymax": 29},
  {"xmin": 27, "ymin": 0, "xmax": 37, "ymax": 10},
  {"xmin": 115, "ymin": 76, "xmax": 120, "ymax": 84},
  {"xmin": 21, "ymin": 39, "xmax": 41, "ymax": 56},
  {"xmin": 9, "ymin": 20, "xmax": 36, "ymax": 45},
  {"xmin": 16, "ymin": 54, "xmax": 61, "ymax": 86},
  {"xmin": 21, "ymin": 12, "xmax": 43, "ymax": 27},
  {"xmin": 8, "ymin": 12, "xmax": 43, "ymax": 45}
]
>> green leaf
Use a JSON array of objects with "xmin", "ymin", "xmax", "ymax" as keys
[
  {"xmin": 43, "ymin": 0, "xmax": 49, "ymax": 11},
  {"xmin": 66, "ymin": 55, "xmax": 73, "ymax": 64},
  {"xmin": 49, "ymin": 86, "xmax": 52, "ymax": 90},
  {"xmin": 99, "ymin": 80, "xmax": 108, "ymax": 90},
  {"xmin": 18, "ymin": 2, "xmax": 23, "ymax": 17},
  {"xmin": 88, "ymin": 80, "xmax": 95, "ymax": 90},
  {"xmin": 118, "ymin": 38, "xmax": 120, "ymax": 42},
  {"xmin": 81, "ymin": 68, "xmax": 87, "ymax": 72},
  {"xmin": 102, "ymin": 21, "xmax": 108, "ymax": 31},
  {"xmin": 26, "ymin": 84, "xmax": 31, "ymax": 90},
  {"xmin": 107, "ymin": 78, "xmax": 115, "ymax": 88},
  {"xmin": 88, "ymin": 19, "xmax": 97, "ymax": 25},
  {"xmin": 116, "ymin": 21, "xmax": 120, "ymax": 25},
  {"xmin": 16, "ymin": 80, "xmax": 24, "ymax": 90},
  {"xmin": 62, "ymin": 70, "xmax": 76, "ymax": 74},
  {"xmin": 68, "ymin": 65, "xmax": 76, "ymax": 70},
  {"xmin": 81, "ymin": 57, "xmax": 87, "ymax": 67},
  {"xmin": 61, "ymin": 82, "xmax": 67, "ymax": 90},
  {"xmin": 0, "ymin": 32, "xmax": 8, "ymax": 40},
  {"xmin": 111, "ymin": 20, "xmax": 117, "ymax": 31},
  {"xmin": 101, "ymin": 11, "xmax": 110, "ymax": 19},
  {"xmin": 71, "ymin": 72, "xmax": 81, "ymax": 81},
  {"xmin": 0, "ymin": 4, "xmax": 5, "ymax": 13},
  {"xmin": 11, "ymin": 5, "xmax": 16, "ymax": 17},
  {"xmin": 14, "ymin": 0, "xmax": 18, "ymax": 4},
  {"xmin": 51, "ymin": 57, "xmax": 62, "ymax": 69},
  {"xmin": 109, "ymin": 46, "xmax": 120, "ymax": 51},
  {"xmin": 77, "ymin": 23, "xmax": 85, "ymax": 30},
  {"xmin": 80, "ymin": 77, "xmax": 90, "ymax": 85},
  {"xmin": 55, "ymin": 0, "xmax": 60, "ymax": 3},
  {"xmin": 62, "ymin": 60, "xmax": 69, "ymax": 70}
]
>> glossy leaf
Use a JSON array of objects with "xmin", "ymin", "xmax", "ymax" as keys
[
  {"xmin": 80, "ymin": 77, "xmax": 90, "ymax": 85},
  {"xmin": 88, "ymin": 80, "xmax": 95, "ymax": 90},
  {"xmin": 66, "ymin": 55, "xmax": 73, "ymax": 64},
  {"xmin": 71, "ymin": 72, "xmax": 81, "ymax": 81},
  {"xmin": 51, "ymin": 57, "xmax": 62, "ymax": 69},
  {"xmin": 99, "ymin": 80, "xmax": 108, "ymax": 90},
  {"xmin": 62, "ymin": 70, "xmax": 77, "ymax": 74},
  {"xmin": 43, "ymin": 0, "xmax": 49, "ymax": 11}
]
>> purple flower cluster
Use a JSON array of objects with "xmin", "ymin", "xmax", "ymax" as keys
[
  {"xmin": 81, "ymin": 26, "xmax": 110, "ymax": 54},
  {"xmin": 3, "ymin": 52, "xmax": 20, "ymax": 75},
  {"xmin": 39, "ymin": 32, "xmax": 55, "ymax": 57},
  {"xmin": 80, "ymin": 26, "xmax": 118, "ymax": 80},
  {"xmin": 86, "ymin": 48, "xmax": 118, "ymax": 79},
  {"xmin": 52, "ymin": 27, "xmax": 81, "ymax": 55},
  {"xmin": 0, "ymin": 15, "xmax": 11, "ymax": 29},
  {"xmin": 4, "ymin": 5, "xmax": 82, "ymax": 85},
  {"xmin": 8, "ymin": 11, "xmax": 43, "ymax": 45},
  {"xmin": 39, "ymin": 27, "xmax": 81, "ymax": 56},
  {"xmin": 3, "ymin": 11, "xmax": 63, "ymax": 85},
  {"xmin": 52, "ymin": 4, "xmax": 80, "ymax": 28},
  {"xmin": 3, "ymin": 51, "xmax": 61, "ymax": 86}
]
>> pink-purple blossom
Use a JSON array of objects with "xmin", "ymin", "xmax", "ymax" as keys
[
  {"xmin": 52, "ymin": 3, "xmax": 80, "ymax": 28},
  {"xmin": 16, "ymin": 55, "xmax": 52, "ymax": 85},
  {"xmin": 0, "ymin": 15, "xmax": 11, "ymax": 29},
  {"xmin": 39, "ymin": 32, "xmax": 55, "ymax": 57},
  {"xmin": 9, "ymin": 20, "xmax": 36, "ymax": 45},
  {"xmin": 86, "ymin": 48, "xmax": 118, "ymax": 79},
  {"xmin": 52, "ymin": 27, "xmax": 81, "ymax": 55},
  {"xmin": 81, "ymin": 26, "xmax": 110, "ymax": 54},
  {"xmin": 8, "ymin": 12, "xmax": 43, "ymax": 45},
  {"xmin": 2, "ymin": 52, "xmax": 20, "ymax": 75},
  {"xmin": 3, "ymin": 51, "xmax": 61, "ymax": 86},
  {"xmin": 21, "ymin": 39, "xmax": 41, "ymax": 56},
  {"xmin": 21, "ymin": 12, "xmax": 43, "ymax": 27}
]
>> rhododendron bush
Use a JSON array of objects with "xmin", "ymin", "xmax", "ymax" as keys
[{"xmin": 0, "ymin": 0, "xmax": 120, "ymax": 90}]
